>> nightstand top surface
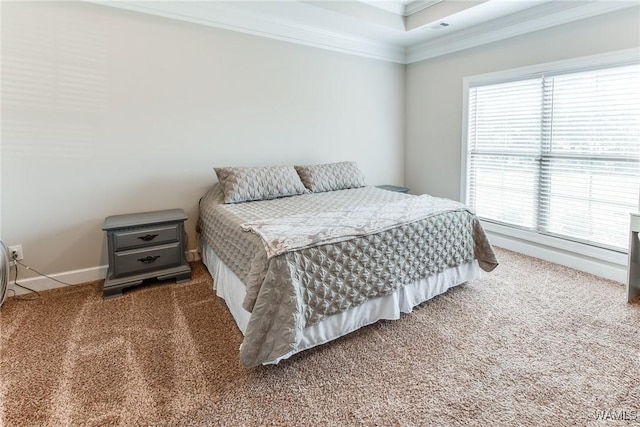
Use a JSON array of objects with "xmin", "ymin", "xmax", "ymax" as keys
[
  {"xmin": 376, "ymin": 185, "xmax": 410, "ymax": 193},
  {"xmin": 103, "ymin": 209, "xmax": 187, "ymax": 230}
]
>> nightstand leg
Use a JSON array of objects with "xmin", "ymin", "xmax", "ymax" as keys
[
  {"xmin": 157, "ymin": 269, "xmax": 191, "ymax": 284},
  {"xmin": 103, "ymin": 289, "xmax": 123, "ymax": 299},
  {"xmin": 103, "ymin": 279, "xmax": 143, "ymax": 299},
  {"xmin": 174, "ymin": 271, "xmax": 192, "ymax": 283}
]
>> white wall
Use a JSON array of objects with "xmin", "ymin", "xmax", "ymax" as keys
[
  {"xmin": 405, "ymin": 7, "xmax": 640, "ymax": 200},
  {"xmin": 1, "ymin": 1, "xmax": 405, "ymax": 284}
]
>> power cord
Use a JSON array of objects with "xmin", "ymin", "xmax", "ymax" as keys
[
  {"xmin": 16, "ymin": 260, "xmax": 74, "ymax": 286},
  {"xmin": 11, "ymin": 256, "xmax": 40, "ymax": 300},
  {"xmin": 9, "ymin": 251, "xmax": 79, "ymax": 301}
]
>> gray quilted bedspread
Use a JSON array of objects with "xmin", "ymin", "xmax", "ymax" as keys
[{"xmin": 198, "ymin": 185, "xmax": 497, "ymax": 367}]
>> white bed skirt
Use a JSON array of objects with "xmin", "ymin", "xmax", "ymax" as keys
[{"xmin": 200, "ymin": 239, "xmax": 481, "ymax": 364}]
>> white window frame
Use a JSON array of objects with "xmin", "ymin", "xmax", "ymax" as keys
[{"xmin": 460, "ymin": 48, "xmax": 640, "ymax": 282}]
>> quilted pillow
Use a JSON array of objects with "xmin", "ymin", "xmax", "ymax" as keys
[
  {"xmin": 294, "ymin": 161, "xmax": 367, "ymax": 193},
  {"xmin": 214, "ymin": 165, "xmax": 308, "ymax": 203}
]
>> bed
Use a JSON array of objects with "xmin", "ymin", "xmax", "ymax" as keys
[{"xmin": 197, "ymin": 163, "xmax": 498, "ymax": 367}]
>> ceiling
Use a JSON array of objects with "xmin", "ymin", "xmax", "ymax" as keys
[{"xmin": 89, "ymin": 0, "xmax": 639, "ymax": 63}]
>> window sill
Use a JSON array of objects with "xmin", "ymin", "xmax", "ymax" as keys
[{"xmin": 481, "ymin": 220, "xmax": 628, "ymax": 284}]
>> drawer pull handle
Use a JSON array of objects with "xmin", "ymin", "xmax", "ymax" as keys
[
  {"xmin": 138, "ymin": 234, "xmax": 158, "ymax": 242},
  {"xmin": 138, "ymin": 255, "xmax": 160, "ymax": 264}
]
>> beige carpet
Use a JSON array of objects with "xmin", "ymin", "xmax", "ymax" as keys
[{"xmin": 0, "ymin": 248, "xmax": 638, "ymax": 426}]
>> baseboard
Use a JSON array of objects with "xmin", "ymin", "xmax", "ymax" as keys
[
  {"xmin": 9, "ymin": 265, "xmax": 109, "ymax": 296},
  {"xmin": 487, "ymin": 231, "xmax": 627, "ymax": 284},
  {"xmin": 8, "ymin": 250, "xmax": 202, "ymax": 297}
]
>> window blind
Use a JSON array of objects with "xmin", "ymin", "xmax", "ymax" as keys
[{"xmin": 466, "ymin": 63, "xmax": 640, "ymax": 252}]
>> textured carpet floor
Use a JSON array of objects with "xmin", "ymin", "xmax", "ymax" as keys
[{"xmin": 0, "ymin": 247, "xmax": 638, "ymax": 426}]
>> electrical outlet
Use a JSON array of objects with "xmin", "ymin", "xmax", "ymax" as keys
[{"xmin": 9, "ymin": 245, "xmax": 23, "ymax": 262}]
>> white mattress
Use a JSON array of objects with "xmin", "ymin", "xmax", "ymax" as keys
[{"xmin": 200, "ymin": 238, "xmax": 481, "ymax": 365}]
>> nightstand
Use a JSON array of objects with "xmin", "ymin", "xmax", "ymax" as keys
[
  {"xmin": 102, "ymin": 209, "xmax": 192, "ymax": 299},
  {"xmin": 376, "ymin": 185, "xmax": 410, "ymax": 194}
]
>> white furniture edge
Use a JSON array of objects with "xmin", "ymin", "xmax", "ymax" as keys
[{"xmin": 628, "ymin": 213, "xmax": 640, "ymax": 302}]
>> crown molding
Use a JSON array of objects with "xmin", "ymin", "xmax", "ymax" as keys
[
  {"xmin": 361, "ymin": 1, "xmax": 406, "ymax": 16},
  {"xmin": 406, "ymin": 0, "xmax": 638, "ymax": 64},
  {"xmin": 361, "ymin": 1, "xmax": 440, "ymax": 16},
  {"xmin": 404, "ymin": 0, "xmax": 442, "ymax": 17},
  {"xmin": 86, "ymin": 1, "xmax": 637, "ymax": 65},
  {"xmin": 87, "ymin": 1, "xmax": 407, "ymax": 63}
]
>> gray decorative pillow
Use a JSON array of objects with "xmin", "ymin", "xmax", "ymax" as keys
[
  {"xmin": 294, "ymin": 161, "xmax": 367, "ymax": 193},
  {"xmin": 214, "ymin": 165, "xmax": 308, "ymax": 204}
]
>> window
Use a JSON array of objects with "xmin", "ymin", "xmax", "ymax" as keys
[{"xmin": 464, "ymin": 53, "xmax": 640, "ymax": 253}]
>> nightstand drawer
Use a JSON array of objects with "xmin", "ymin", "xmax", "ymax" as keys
[
  {"xmin": 113, "ymin": 243, "xmax": 181, "ymax": 277},
  {"xmin": 113, "ymin": 225, "xmax": 179, "ymax": 251}
]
